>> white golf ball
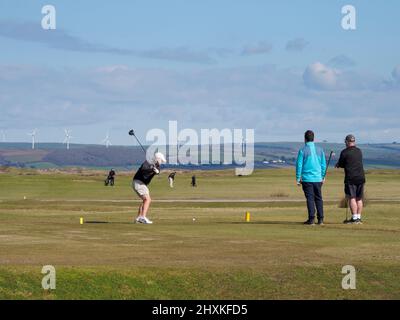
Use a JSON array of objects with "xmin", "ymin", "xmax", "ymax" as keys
[
  {"xmin": 23, "ymin": 196, "xmax": 26, "ymax": 200},
  {"xmin": 192, "ymin": 218, "xmax": 196, "ymax": 222}
]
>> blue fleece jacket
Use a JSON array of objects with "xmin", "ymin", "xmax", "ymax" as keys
[{"xmin": 296, "ymin": 142, "xmax": 327, "ymax": 183}]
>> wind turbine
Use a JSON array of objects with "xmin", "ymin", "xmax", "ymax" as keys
[
  {"xmin": 102, "ymin": 132, "xmax": 112, "ymax": 148},
  {"xmin": 63, "ymin": 129, "xmax": 73, "ymax": 150},
  {"xmin": 0, "ymin": 130, "xmax": 5, "ymax": 143},
  {"xmin": 28, "ymin": 129, "xmax": 38, "ymax": 150}
]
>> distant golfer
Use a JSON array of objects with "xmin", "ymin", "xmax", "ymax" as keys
[
  {"xmin": 191, "ymin": 175, "xmax": 197, "ymax": 187},
  {"xmin": 105, "ymin": 168, "xmax": 116, "ymax": 186},
  {"xmin": 296, "ymin": 130, "xmax": 327, "ymax": 225},
  {"xmin": 168, "ymin": 171, "xmax": 176, "ymax": 188},
  {"xmin": 335, "ymin": 134, "xmax": 366, "ymax": 224},
  {"xmin": 132, "ymin": 152, "xmax": 167, "ymax": 224}
]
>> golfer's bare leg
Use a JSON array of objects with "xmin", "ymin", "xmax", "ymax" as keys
[
  {"xmin": 141, "ymin": 195, "xmax": 151, "ymax": 218},
  {"xmin": 356, "ymin": 199, "xmax": 363, "ymax": 216},
  {"xmin": 137, "ymin": 203, "xmax": 143, "ymax": 217},
  {"xmin": 349, "ymin": 198, "xmax": 358, "ymax": 217}
]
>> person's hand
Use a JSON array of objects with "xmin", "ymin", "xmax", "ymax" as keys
[
  {"xmin": 296, "ymin": 180, "xmax": 301, "ymax": 186},
  {"xmin": 322, "ymin": 178, "xmax": 326, "ymax": 184}
]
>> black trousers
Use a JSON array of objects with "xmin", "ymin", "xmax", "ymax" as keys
[{"xmin": 301, "ymin": 182, "xmax": 324, "ymax": 220}]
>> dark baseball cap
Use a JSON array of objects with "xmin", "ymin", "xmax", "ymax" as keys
[{"xmin": 345, "ymin": 134, "xmax": 356, "ymax": 143}]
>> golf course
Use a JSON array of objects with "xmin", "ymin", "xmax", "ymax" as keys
[{"xmin": 0, "ymin": 167, "xmax": 399, "ymax": 299}]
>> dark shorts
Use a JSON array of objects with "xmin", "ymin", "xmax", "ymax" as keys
[{"xmin": 345, "ymin": 183, "xmax": 365, "ymax": 200}]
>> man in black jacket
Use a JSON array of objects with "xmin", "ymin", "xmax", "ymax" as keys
[
  {"xmin": 335, "ymin": 134, "xmax": 366, "ymax": 224},
  {"xmin": 132, "ymin": 152, "xmax": 166, "ymax": 224}
]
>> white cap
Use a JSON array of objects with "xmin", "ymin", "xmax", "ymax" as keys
[{"xmin": 154, "ymin": 152, "xmax": 167, "ymax": 164}]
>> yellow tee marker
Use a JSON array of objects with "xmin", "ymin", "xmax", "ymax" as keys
[
  {"xmin": 245, "ymin": 212, "xmax": 251, "ymax": 222},
  {"xmin": 80, "ymin": 217, "xmax": 84, "ymax": 225}
]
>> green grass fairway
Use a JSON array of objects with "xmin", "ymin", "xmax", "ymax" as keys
[{"xmin": 0, "ymin": 168, "xmax": 399, "ymax": 299}]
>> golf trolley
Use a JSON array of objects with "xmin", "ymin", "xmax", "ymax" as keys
[{"xmin": 104, "ymin": 176, "xmax": 114, "ymax": 186}]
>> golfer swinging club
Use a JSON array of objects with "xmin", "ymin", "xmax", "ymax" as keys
[{"xmin": 132, "ymin": 152, "xmax": 167, "ymax": 224}]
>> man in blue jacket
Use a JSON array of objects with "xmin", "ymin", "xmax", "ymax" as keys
[{"xmin": 296, "ymin": 130, "xmax": 327, "ymax": 225}]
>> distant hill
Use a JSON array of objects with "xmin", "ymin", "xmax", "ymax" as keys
[{"xmin": 1, "ymin": 142, "xmax": 400, "ymax": 169}]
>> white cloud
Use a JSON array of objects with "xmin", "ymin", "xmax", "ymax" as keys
[
  {"xmin": 0, "ymin": 63, "xmax": 399, "ymax": 143},
  {"xmin": 303, "ymin": 62, "xmax": 338, "ymax": 90}
]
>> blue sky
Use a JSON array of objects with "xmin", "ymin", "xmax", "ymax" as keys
[{"xmin": 0, "ymin": 0, "xmax": 399, "ymax": 145}]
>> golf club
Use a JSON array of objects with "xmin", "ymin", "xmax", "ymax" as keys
[
  {"xmin": 128, "ymin": 129, "xmax": 146, "ymax": 154},
  {"xmin": 324, "ymin": 150, "xmax": 334, "ymax": 179}
]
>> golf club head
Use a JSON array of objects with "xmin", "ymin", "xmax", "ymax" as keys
[{"xmin": 128, "ymin": 129, "xmax": 135, "ymax": 136}]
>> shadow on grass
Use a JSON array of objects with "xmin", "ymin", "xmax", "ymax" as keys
[
  {"xmin": 223, "ymin": 221, "xmax": 349, "ymax": 227},
  {"xmin": 84, "ymin": 221, "xmax": 133, "ymax": 225},
  {"xmin": 221, "ymin": 221, "xmax": 304, "ymax": 226}
]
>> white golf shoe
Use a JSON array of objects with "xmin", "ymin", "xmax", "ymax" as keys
[
  {"xmin": 142, "ymin": 217, "xmax": 153, "ymax": 224},
  {"xmin": 136, "ymin": 216, "xmax": 153, "ymax": 224}
]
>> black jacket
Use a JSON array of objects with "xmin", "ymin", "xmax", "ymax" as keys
[
  {"xmin": 133, "ymin": 161, "xmax": 160, "ymax": 185},
  {"xmin": 336, "ymin": 146, "xmax": 366, "ymax": 185},
  {"xmin": 108, "ymin": 170, "xmax": 115, "ymax": 178}
]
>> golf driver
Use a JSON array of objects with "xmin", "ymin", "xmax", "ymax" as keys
[{"xmin": 128, "ymin": 129, "xmax": 146, "ymax": 153}]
